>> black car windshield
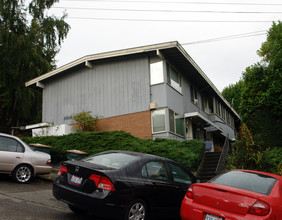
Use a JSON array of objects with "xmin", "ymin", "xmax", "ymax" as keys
[
  {"xmin": 82, "ymin": 152, "xmax": 139, "ymax": 169},
  {"xmin": 209, "ymin": 170, "xmax": 277, "ymax": 195}
]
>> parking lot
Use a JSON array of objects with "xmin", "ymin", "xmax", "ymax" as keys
[{"xmin": 0, "ymin": 174, "xmax": 101, "ymax": 220}]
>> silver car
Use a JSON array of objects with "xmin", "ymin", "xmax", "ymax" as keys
[{"xmin": 0, "ymin": 133, "xmax": 52, "ymax": 183}]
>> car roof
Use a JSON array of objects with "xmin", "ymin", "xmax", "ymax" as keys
[{"xmin": 0, "ymin": 132, "xmax": 19, "ymax": 139}]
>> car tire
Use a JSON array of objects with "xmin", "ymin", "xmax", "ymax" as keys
[
  {"xmin": 68, "ymin": 204, "xmax": 87, "ymax": 214},
  {"xmin": 124, "ymin": 199, "xmax": 147, "ymax": 220},
  {"xmin": 12, "ymin": 164, "xmax": 33, "ymax": 183}
]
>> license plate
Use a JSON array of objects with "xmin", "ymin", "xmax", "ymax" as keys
[
  {"xmin": 70, "ymin": 175, "xmax": 83, "ymax": 186},
  {"xmin": 205, "ymin": 214, "xmax": 223, "ymax": 220}
]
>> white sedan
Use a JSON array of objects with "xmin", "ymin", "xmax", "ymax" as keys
[{"xmin": 0, "ymin": 133, "xmax": 52, "ymax": 183}]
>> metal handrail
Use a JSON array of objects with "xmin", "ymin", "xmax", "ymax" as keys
[{"xmin": 215, "ymin": 134, "xmax": 230, "ymax": 174}]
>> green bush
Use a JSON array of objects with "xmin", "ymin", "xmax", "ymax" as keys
[
  {"xmin": 22, "ymin": 131, "xmax": 205, "ymax": 171},
  {"xmin": 225, "ymin": 123, "xmax": 281, "ymax": 175},
  {"xmin": 72, "ymin": 111, "xmax": 99, "ymax": 132},
  {"xmin": 261, "ymin": 147, "xmax": 282, "ymax": 175},
  {"xmin": 225, "ymin": 123, "xmax": 263, "ymax": 171}
]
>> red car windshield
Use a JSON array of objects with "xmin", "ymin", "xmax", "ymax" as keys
[{"xmin": 209, "ymin": 171, "xmax": 277, "ymax": 195}]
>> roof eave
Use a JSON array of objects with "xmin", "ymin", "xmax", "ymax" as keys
[
  {"xmin": 25, "ymin": 41, "xmax": 178, "ymax": 88},
  {"xmin": 175, "ymin": 43, "xmax": 241, "ymax": 120},
  {"xmin": 25, "ymin": 41, "xmax": 240, "ymax": 120}
]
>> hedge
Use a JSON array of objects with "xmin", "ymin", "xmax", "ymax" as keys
[{"xmin": 21, "ymin": 131, "xmax": 205, "ymax": 171}]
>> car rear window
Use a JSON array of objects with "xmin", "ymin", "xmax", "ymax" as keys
[
  {"xmin": 82, "ymin": 152, "xmax": 138, "ymax": 169},
  {"xmin": 209, "ymin": 171, "xmax": 277, "ymax": 195}
]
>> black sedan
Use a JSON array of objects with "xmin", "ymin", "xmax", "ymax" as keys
[{"xmin": 53, "ymin": 150, "xmax": 197, "ymax": 220}]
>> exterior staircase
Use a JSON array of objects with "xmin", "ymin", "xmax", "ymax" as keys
[{"xmin": 197, "ymin": 151, "xmax": 221, "ymax": 182}]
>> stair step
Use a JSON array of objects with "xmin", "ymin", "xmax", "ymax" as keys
[
  {"xmin": 202, "ymin": 160, "xmax": 219, "ymax": 164},
  {"xmin": 201, "ymin": 162, "xmax": 218, "ymax": 167},
  {"xmin": 198, "ymin": 168, "xmax": 216, "ymax": 173},
  {"xmin": 199, "ymin": 175, "xmax": 215, "ymax": 179},
  {"xmin": 198, "ymin": 170, "xmax": 216, "ymax": 175},
  {"xmin": 204, "ymin": 152, "xmax": 221, "ymax": 157},
  {"xmin": 197, "ymin": 151, "xmax": 221, "ymax": 183},
  {"xmin": 196, "ymin": 151, "xmax": 225, "ymax": 182}
]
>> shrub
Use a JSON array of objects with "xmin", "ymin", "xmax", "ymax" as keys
[
  {"xmin": 261, "ymin": 147, "xmax": 282, "ymax": 175},
  {"xmin": 225, "ymin": 123, "xmax": 281, "ymax": 175},
  {"xmin": 22, "ymin": 131, "xmax": 205, "ymax": 171},
  {"xmin": 72, "ymin": 111, "xmax": 99, "ymax": 132},
  {"xmin": 226, "ymin": 123, "xmax": 263, "ymax": 170}
]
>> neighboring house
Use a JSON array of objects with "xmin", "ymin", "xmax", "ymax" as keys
[{"xmin": 25, "ymin": 41, "xmax": 240, "ymax": 151}]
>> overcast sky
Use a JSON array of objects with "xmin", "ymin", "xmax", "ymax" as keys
[{"xmin": 49, "ymin": 0, "xmax": 282, "ymax": 92}]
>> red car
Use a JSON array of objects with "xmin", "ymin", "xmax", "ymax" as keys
[{"xmin": 180, "ymin": 170, "xmax": 282, "ymax": 220}]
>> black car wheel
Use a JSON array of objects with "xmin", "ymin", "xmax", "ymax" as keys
[
  {"xmin": 12, "ymin": 165, "xmax": 33, "ymax": 183},
  {"xmin": 68, "ymin": 204, "xmax": 87, "ymax": 214},
  {"xmin": 125, "ymin": 199, "xmax": 147, "ymax": 220}
]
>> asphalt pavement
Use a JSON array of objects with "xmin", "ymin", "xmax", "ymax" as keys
[{"xmin": 37, "ymin": 163, "xmax": 60, "ymax": 182}]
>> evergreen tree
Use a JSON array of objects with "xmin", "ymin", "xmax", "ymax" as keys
[{"xmin": 0, "ymin": 0, "xmax": 70, "ymax": 133}]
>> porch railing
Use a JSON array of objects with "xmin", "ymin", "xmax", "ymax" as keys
[{"xmin": 215, "ymin": 134, "xmax": 230, "ymax": 175}]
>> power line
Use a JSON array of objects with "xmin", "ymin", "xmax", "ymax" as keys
[
  {"xmin": 67, "ymin": 16, "xmax": 276, "ymax": 23},
  {"xmin": 53, "ymin": 6, "xmax": 282, "ymax": 14},
  {"xmin": 182, "ymin": 31, "xmax": 267, "ymax": 45},
  {"xmin": 62, "ymin": 0, "xmax": 282, "ymax": 6}
]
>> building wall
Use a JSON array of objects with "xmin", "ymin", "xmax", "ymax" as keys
[
  {"xmin": 96, "ymin": 111, "xmax": 152, "ymax": 139},
  {"xmin": 149, "ymin": 58, "xmax": 237, "ymax": 141},
  {"xmin": 42, "ymin": 54, "xmax": 151, "ymax": 125}
]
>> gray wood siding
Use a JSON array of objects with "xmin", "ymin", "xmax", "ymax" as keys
[
  {"xmin": 166, "ymin": 85, "xmax": 184, "ymax": 115},
  {"xmin": 42, "ymin": 54, "xmax": 150, "ymax": 125}
]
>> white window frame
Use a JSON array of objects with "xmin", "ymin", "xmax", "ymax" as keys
[
  {"xmin": 167, "ymin": 63, "xmax": 182, "ymax": 93},
  {"xmin": 151, "ymin": 109, "xmax": 166, "ymax": 133},
  {"xmin": 169, "ymin": 109, "xmax": 185, "ymax": 137},
  {"xmin": 150, "ymin": 61, "xmax": 164, "ymax": 85}
]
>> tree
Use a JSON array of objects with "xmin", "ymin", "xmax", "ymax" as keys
[
  {"xmin": 240, "ymin": 21, "xmax": 282, "ymax": 148},
  {"xmin": 226, "ymin": 123, "xmax": 262, "ymax": 170},
  {"xmin": 258, "ymin": 21, "xmax": 282, "ymax": 72},
  {"xmin": 0, "ymin": 0, "xmax": 70, "ymax": 133},
  {"xmin": 222, "ymin": 80, "xmax": 244, "ymax": 115},
  {"xmin": 222, "ymin": 21, "xmax": 281, "ymax": 149}
]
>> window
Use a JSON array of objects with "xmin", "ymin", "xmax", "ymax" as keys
[
  {"xmin": 152, "ymin": 109, "xmax": 166, "ymax": 133},
  {"xmin": 169, "ymin": 163, "xmax": 192, "ymax": 184},
  {"xmin": 142, "ymin": 161, "xmax": 169, "ymax": 181},
  {"xmin": 209, "ymin": 171, "xmax": 277, "ymax": 195},
  {"xmin": 215, "ymin": 99, "xmax": 222, "ymax": 117},
  {"xmin": 222, "ymin": 105, "xmax": 226, "ymax": 121},
  {"xmin": 231, "ymin": 115, "xmax": 235, "ymax": 128},
  {"xmin": 190, "ymin": 86, "xmax": 198, "ymax": 106},
  {"xmin": 175, "ymin": 114, "xmax": 185, "ymax": 137},
  {"xmin": 83, "ymin": 152, "xmax": 138, "ymax": 169},
  {"xmin": 227, "ymin": 112, "xmax": 231, "ymax": 125},
  {"xmin": 150, "ymin": 61, "xmax": 164, "ymax": 85},
  {"xmin": 0, "ymin": 136, "xmax": 24, "ymax": 153},
  {"xmin": 202, "ymin": 95, "xmax": 214, "ymax": 114},
  {"xmin": 169, "ymin": 109, "xmax": 175, "ymax": 133},
  {"xmin": 169, "ymin": 110, "xmax": 185, "ymax": 137},
  {"xmin": 167, "ymin": 63, "xmax": 182, "ymax": 93}
]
